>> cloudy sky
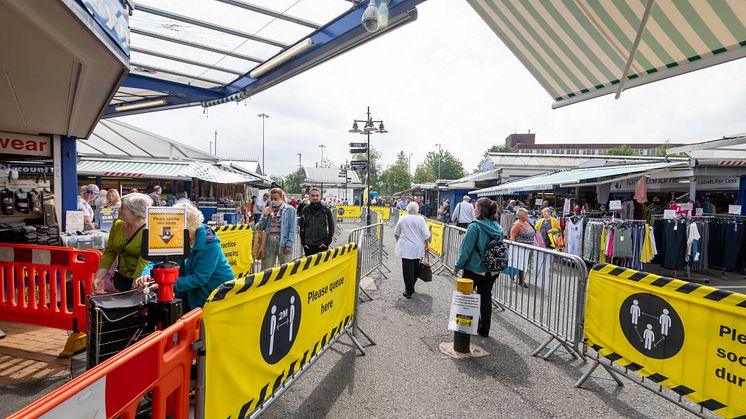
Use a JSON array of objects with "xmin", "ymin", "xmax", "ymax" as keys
[{"xmin": 119, "ymin": 0, "xmax": 746, "ymax": 178}]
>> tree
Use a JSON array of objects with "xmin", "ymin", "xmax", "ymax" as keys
[
  {"xmin": 476, "ymin": 144, "xmax": 513, "ymax": 172},
  {"xmin": 353, "ymin": 147, "xmax": 382, "ymax": 192},
  {"xmin": 413, "ymin": 150, "xmax": 466, "ymax": 183},
  {"xmin": 269, "ymin": 175, "xmax": 284, "ymax": 189},
  {"xmin": 603, "ymin": 145, "xmax": 638, "ymax": 156},
  {"xmin": 284, "ymin": 168, "xmax": 302, "ymax": 194},
  {"xmin": 380, "ymin": 151, "xmax": 412, "ymax": 195}
]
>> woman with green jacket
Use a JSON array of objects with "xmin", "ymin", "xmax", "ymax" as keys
[{"xmin": 453, "ymin": 197, "xmax": 504, "ymax": 337}]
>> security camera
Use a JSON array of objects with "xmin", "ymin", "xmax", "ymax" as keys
[{"xmin": 361, "ymin": 0, "xmax": 380, "ymax": 33}]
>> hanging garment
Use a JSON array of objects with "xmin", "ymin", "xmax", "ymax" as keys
[
  {"xmin": 634, "ymin": 176, "xmax": 648, "ymax": 204},
  {"xmin": 662, "ymin": 219, "xmax": 687, "ymax": 270},
  {"xmin": 15, "ymin": 190, "xmax": 29, "ymax": 214},
  {"xmin": 597, "ymin": 183, "xmax": 610, "ymax": 204},
  {"xmin": 614, "ymin": 227, "xmax": 633, "ymax": 258},
  {"xmin": 722, "ymin": 221, "xmax": 744, "ymax": 270},
  {"xmin": 1, "ymin": 189, "xmax": 14, "ymax": 215},
  {"xmin": 564, "ymin": 218, "xmax": 584, "ymax": 257},
  {"xmin": 583, "ymin": 222, "xmax": 603, "ymax": 263},
  {"xmin": 686, "ymin": 222, "xmax": 701, "ymax": 263},
  {"xmin": 641, "ymin": 224, "xmax": 656, "ymax": 263}
]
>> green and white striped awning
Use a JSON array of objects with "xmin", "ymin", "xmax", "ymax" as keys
[
  {"xmin": 77, "ymin": 159, "xmax": 267, "ymax": 185},
  {"xmin": 468, "ymin": 0, "xmax": 746, "ymax": 108}
]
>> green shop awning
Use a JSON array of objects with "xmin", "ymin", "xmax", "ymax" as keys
[
  {"xmin": 468, "ymin": 0, "xmax": 746, "ymax": 108},
  {"xmin": 473, "ymin": 161, "xmax": 687, "ymax": 196},
  {"xmin": 78, "ymin": 159, "xmax": 266, "ymax": 185}
]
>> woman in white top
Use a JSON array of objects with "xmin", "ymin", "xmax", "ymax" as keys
[{"xmin": 394, "ymin": 202, "xmax": 431, "ymax": 299}]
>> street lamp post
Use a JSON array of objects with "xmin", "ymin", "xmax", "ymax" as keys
[
  {"xmin": 257, "ymin": 113, "xmax": 270, "ymax": 173},
  {"xmin": 435, "ymin": 143, "xmax": 442, "ymax": 217},
  {"xmin": 349, "ymin": 106, "xmax": 387, "ymax": 226},
  {"xmin": 318, "ymin": 144, "xmax": 326, "ymax": 167}
]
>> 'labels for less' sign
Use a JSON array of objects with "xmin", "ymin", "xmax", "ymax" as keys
[{"xmin": 0, "ymin": 132, "xmax": 51, "ymax": 157}]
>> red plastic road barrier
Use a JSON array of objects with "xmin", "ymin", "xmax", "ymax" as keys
[
  {"xmin": 9, "ymin": 308, "xmax": 202, "ymax": 419},
  {"xmin": 0, "ymin": 243, "xmax": 100, "ymax": 332}
]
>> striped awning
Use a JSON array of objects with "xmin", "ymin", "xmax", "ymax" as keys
[
  {"xmin": 77, "ymin": 159, "xmax": 267, "ymax": 185},
  {"xmin": 468, "ymin": 1, "xmax": 746, "ymax": 108}
]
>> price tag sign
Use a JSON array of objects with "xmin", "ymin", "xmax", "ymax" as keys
[
  {"xmin": 728, "ymin": 205, "xmax": 742, "ymax": 215},
  {"xmin": 145, "ymin": 207, "xmax": 187, "ymax": 258},
  {"xmin": 663, "ymin": 209, "xmax": 676, "ymax": 219},
  {"xmin": 695, "ymin": 207, "xmax": 703, "ymax": 216},
  {"xmin": 99, "ymin": 208, "xmax": 115, "ymax": 232},
  {"xmin": 535, "ymin": 199, "xmax": 543, "ymax": 206},
  {"xmin": 609, "ymin": 200, "xmax": 622, "ymax": 210},
  {"xmin": 65, "ymin": 211, "xmax": 85, "ymax": 233}
]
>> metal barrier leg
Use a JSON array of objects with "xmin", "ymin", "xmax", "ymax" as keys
[
  {"xmin": 530, "ymin": 336, "xmax": 555, "ymax": 357},
  {"xmin": 359, "ymin": 287, "xmax": 374, "ymax": 302},
  {"xmin": 354, "ymin": 325, "xmax": 377, "ymax": 346},
  {"xmin": 346, "ymin": 330, "xmax": 366, "ymax": 356},
  {"xmin": 541, "ymin": 341, "xmax": 578, "ymax": 361},
  {"xmin": 575, "ymin": 357, "xmax": 624, "ymax": 388}
]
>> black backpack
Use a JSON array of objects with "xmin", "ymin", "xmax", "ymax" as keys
[{"xmin": 477, "ymin": 232, "xmax": 509, "ymax": 273}]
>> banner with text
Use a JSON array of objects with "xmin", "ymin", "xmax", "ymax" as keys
[
  {"xmin": 427, "ymin": 219, "xmax": 444, "ymax": 256},
  {"xmin": 370, "ymin": 206, "xmax": 390, "ymax": 221},
  {"xmin": 585, "ymin": 264, "xmax": 746, "ymax": 418},
  {"xmin": 336, "ymin": 205, "xmax": 361, "ymax": 219},
  {"xmin": 212, "ymin": 225, "xmax": 253, "ymax": 278},
  {"xmin": 203, "ymin": 243, "xmax": 359, "ymax": 418}
]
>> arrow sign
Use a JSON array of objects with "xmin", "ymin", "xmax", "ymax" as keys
[
  {"xmin": 349, "ymin": 142, "xmax": 368, "ymax": 148},
  {"xmin": 350, "ymin": 147, "xmax": 367, "ymax": 154}
]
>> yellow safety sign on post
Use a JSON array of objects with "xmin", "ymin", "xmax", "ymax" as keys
[
  {"xmin": 426, "ymin": 220, "xmax": 444, "ymax": 256},
  {"xmin": 145, "ymin": 207, "xmax": 187, "ymax": 257},
  {"xmin": 585, "ymin": 264, "xmax": 746, "ymax": 418},
  {"xmin": 212, "ymin": 225, "xmax": 254, "ymax": 278},
  {"xmin": 202, "ymin": 243, "xmax": 359, "ymax": 418},
  {"xmin": 336, "ymin": 205, "xmax": 361, "ymax": 219}
]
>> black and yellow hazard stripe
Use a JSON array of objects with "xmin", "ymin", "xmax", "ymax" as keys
[
  {"xmin": 587, "ymin": 263, "xmax": 746, "ymax": 414},
  {"xmin": 232, "ymin": 315, "xmax": 353, "ymax": 418},
  {"xmin": 212, "ymin": 224, "xmax": 252, "ymax": 232},
  {"xmin": 208, "ymin": 242, "xmax": 358, "ymax": 303}
]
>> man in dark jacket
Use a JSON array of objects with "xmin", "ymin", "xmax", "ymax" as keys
[
  {"xmin": 300, "ymin": 187, "xmax": 335, "ymax": 256},
  {"xmin": 149, "ymin": 185, "xmax": 166, "ymax": 206}
]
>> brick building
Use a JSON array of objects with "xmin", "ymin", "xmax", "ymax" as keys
[{"xmin": 505, "ymin": 133, "xmax": 682, "ymax": 156}]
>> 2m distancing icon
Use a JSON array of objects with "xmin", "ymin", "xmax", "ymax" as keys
[{"xmin": 619, "ymin": 293, "xmax": 684, "ymax": 359}]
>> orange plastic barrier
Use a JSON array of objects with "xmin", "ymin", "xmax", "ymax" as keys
[
  {"xmin": 9, "ymin": 308, "xmax": 202, "ymax": 419},
  {"xmin": 0, "ymin": 243, "xmax": 100, "ymax": 333}
]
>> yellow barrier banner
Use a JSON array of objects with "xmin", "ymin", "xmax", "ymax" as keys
[
  {"xmin": 336, "ymin": 205, "xmax": 361, "ymax": 219},
  {"xmin": 585, "ymin": 264, "xmax": 746, "ymax": 418},
  {"xmin": 371, "ymin": 206, "xmax": 390, "ymax": 221},
  {"xmin": 203, "ymin": 244, "xmax": 359, "ymax": 418},
  {"xmin": 426, "ymin": 219, "xmax": 444, "ymax": 256},
  {"xmin": 212, "ymin": 225, "xmax": 253, "ymax": 278}
]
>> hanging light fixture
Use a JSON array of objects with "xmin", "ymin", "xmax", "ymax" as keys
[
  {"xmin": 378, "ymin": 122, "xmax": 388, "ymax": 133},
  {"xmin": 349, "ymin": 122, "xmax": 362, "ymax": 133}
]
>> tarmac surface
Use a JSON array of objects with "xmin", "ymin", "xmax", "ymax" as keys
[
  {"xmin": 1, "ymin": 219, "xmax": 741, "ymax": 417},
  {"xmin": 263, "ymin": 221, "xmax": 710, "ymax": 419}
]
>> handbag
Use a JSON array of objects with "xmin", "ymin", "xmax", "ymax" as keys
[
  {"xmin": 253, "ymin": 229, "xmax": 267, "ymax": 261},
  {"xmin": 417, "ymin": 252, "xmax": 433, "ymax": 282}
]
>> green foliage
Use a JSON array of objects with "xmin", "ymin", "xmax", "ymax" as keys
[
  {"xmin": 413, "ymin": 150, "xmax": 466, "ymax": 183},
  {"xmin": 603, "ymin": 145, "xmax": 638, "ymax": 156},
  {"xmin": 654, "ymin": 143, "xmax": 685, "ymax": 157},
  {"xmin": 269, "ymin": 169, "xmax": 302, "ymax": 194},
  {"xmin": 380, "ymin": 151, "xmax": 412, "ymax": 195}
]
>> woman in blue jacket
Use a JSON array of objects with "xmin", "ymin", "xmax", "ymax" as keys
[
  {"xmin": 135, "ymin": 203, "xmax": 234, "ymax": 311},
  {"xmin": 453, "ymin": 197, "xmax": 504, "ymax": 337}
]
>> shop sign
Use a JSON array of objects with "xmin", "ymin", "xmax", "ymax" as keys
[
  {"xmin": 611, "ymin": 176, "xmax": 739, "ymax": 193},
  {"xmin": 79, "ymin": 0, "xmax": 131, "ymax": 55},
  {"xmin": 9, "ymin": 164, "xmax": 53, "ymax": 175},
  {"xmin": 0, "ymin": 132, "xmax": 51, "ymax": 157}
]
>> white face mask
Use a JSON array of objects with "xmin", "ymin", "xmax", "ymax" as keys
[{"xmin": 270, "ymin": 200, "xmax": 282, "ymax": 208}]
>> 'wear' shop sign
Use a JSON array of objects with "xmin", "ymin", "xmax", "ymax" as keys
[
  {"xmin": 611, "ymin": 176, "xmax": 739, "ymax": 192},
  {"xmin": 0, "ymin": 132, "xmax": 51, "ymax": 157}
]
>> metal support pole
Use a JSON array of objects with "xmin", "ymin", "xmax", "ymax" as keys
[
  {"xmin": 366, "ymin": 107, "xmax": 371, "ymax": 226},
  {"xmin": 453, "ymin": 278, "xmax": 474, "ymax": 353}
]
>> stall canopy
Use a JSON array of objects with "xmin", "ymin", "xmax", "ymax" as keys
[
  {"xmin": 78, "ymin": 159, "xmax": 266, "ymax": 185},
  {"xmin": 474, "ymin": 161, "xmax": 687, "ymax": 196},
  {"xmin": 106, "ymin": 0, "xmax": 425, "ymax": 117},
  {"xmin": 468, "ymin": 1, "xmax": 746, "ymax": 108}
]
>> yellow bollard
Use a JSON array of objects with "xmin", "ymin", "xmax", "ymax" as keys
[{"xmin": 454, "ymin": 278, "xmax": 474, "ymax": 353}]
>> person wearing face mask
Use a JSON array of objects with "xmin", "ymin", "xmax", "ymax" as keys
[
  {"xmin": 257, "ymin": 188, "xmax": 297, "ymax": 269},
  {"xmin": 300, "ymin": 187, "xmax": 335, "ymax": 256}
]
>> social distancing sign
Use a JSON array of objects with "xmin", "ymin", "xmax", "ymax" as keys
[
  {"xmin": 202, "ymin": 243, "xmax": 359, "ymax": 419},
  {"xmin": 370, "ymin": 206, "xmax": 390, "ymax": 221},
  {"xmin": 426, "ymin": 219, "xmax": 444, "ymax": 256},
  {"xmin": 585, "ymin": 264, "xmax": 746, "ymax": 418},
  {"xmin": 212, "ymin": 225, "xmax": 253, "ymax": 278},
  {"xmin": 336, "ymin": 205, "xmax": 361, "ymax": 219}
]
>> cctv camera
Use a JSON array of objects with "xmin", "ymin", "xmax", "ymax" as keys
[{"xmin": 362, "ymin": 1, "xmax": 380, "ymax": 33}]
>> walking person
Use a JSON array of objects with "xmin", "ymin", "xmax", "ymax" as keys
[
  {"xmin": 453, "ymin": 198, "xmax": 503, "ymax": 337},
  {"xmin": 148, "ymin": 185, "xmax": 166, "ymax": 206},
  {"xmin": 509, "ymin": 207, "xmax": 535, "ymax": 288},
  {"xmin": 300, "ymin": 187, "xmax": 335, "ymax": 256},
  {"xmin": 451, "ymin": 195, "xmax": 475, "ymax": 228},
  {"xmin": 254, "ymin": 193, "xmax": 269, "ymax": 222},
  {"xmin": 441, "ymin": 199, "xmax": 451, "ymax": 224},
  {"xmin": 257, "ymin": 188, "xmax": 297, "ymax": 269},
  {"xmin": 394, "ymin": 202, "xmax": 431, "ymax": 299}
]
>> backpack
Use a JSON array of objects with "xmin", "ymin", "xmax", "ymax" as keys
[{"xmin": 477, "ymin": 231, "xmax": 509, "ymax": 273}]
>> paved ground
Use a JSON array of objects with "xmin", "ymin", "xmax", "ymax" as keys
[
  {"xmin": 264, "ymin": 221, "xmax": 706, "ymax": 419},
  {"xmin": 1, "ymin": 219, "xmax": 741, "ymax": 417}
]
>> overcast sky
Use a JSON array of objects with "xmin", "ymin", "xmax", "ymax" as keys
[{"xmin": 119, "ymin": 0, "xmax": 746, "ymax": 178}]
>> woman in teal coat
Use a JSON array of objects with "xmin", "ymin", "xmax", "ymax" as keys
[
  {"xmin": 136, "ymin": 203, "xmax": 234, "ymax": 311},
  {"xmin": 453, "ymin": 197, "xmax": 504, "ymax": 337}
]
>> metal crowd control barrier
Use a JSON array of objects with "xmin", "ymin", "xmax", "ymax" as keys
[
  {"xmin": 0, "ymin": 243, "xmax": 101, "ymax": 356},
  {"xmin": 11, "ymin": 309, "xmax": 203, "ymax": 418},
  {"xmin": 348, "ymin": 222, "xmax": 387, "ymax": 302},
  {"xmin": 438, "ymin": 224, "xmax": 588, "ymax": 360},
  {"xmin": 389, "ymin": 207, "xmax": 400, "ymax": 226}
]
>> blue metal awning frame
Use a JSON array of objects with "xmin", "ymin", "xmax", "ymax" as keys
[{"xmin": 104, "ymin": 0, "xmax": 425, "ymax": 117}]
